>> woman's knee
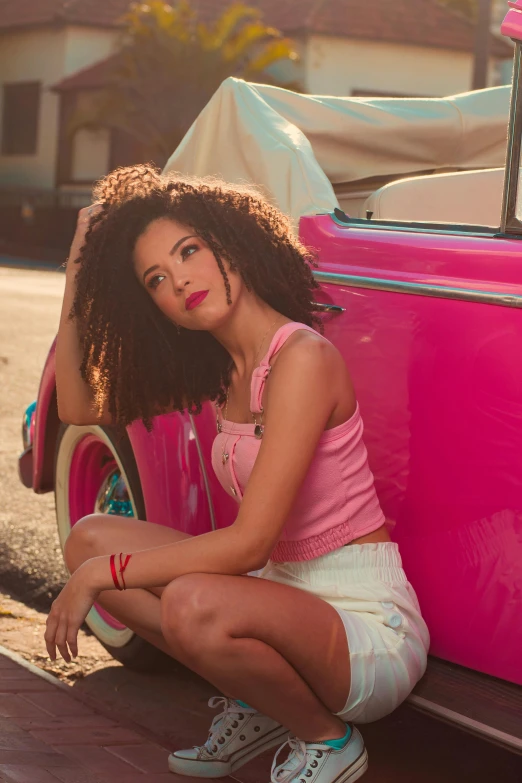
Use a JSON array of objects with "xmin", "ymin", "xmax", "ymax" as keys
[
  {"xmin": 63, "ymin": 514, "xmax": 107, "ymax": 572},
  {"xmin": 160, "ymin": 574, "xmax": 223, "ymax": 655}
]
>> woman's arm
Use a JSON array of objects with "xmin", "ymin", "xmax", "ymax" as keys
[
  {"xmin": 56, "ymin": 206, "xmax": 112, "ymax": 426},
  {"xmin": 85, "ymin": 332, "xmax": 348, "ymax": 590}
]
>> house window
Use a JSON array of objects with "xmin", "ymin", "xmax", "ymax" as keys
[{"xmin": 1, "ymin": 82, "xmax": 41, "ymax": 155}]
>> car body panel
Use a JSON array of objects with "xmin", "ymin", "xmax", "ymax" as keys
[
  {"xmin": 303, "ymin": 214, "xmax": 522, "ymax": 685},
  {"xmin": 127, "ymin": 412, "xmax": 215, "ymax": 535},
  {"xmin": 32, "ymin": 340, "xmax": 58, "ymax": 493},
  {"xmin": 25, "ymin": 212, "xmax": 522, "ymax": 687}
]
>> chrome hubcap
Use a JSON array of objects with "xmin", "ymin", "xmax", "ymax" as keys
[{"xmin": 95, "ymin": 469, "xmax": 134, "ymax": 517}]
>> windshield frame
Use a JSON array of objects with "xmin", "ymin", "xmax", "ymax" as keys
[{"xmin": 501, "ymin": 43, "xmax": 522, "ymax": 234}]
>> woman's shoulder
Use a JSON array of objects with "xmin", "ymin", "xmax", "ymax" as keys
[
  {"xmin": 269, "ymin": 325, "xmax": 346, "ymax": 390},
  {"xmin": 265, "ymin": 325, "xmax": 355, "ymax": 428}
]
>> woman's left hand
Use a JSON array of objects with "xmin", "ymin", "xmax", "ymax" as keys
[{"xmin": 44, "ymin": 564, "xmax": 100, "ymax": 662}]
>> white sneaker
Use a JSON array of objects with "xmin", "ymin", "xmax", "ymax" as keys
[
  {"xmin": 168, "ymin": 696, "xmax": 290, "ymax": 777},
  {"xmin": 270, "ymin": 728, "xmax": 368, "ymax": 783}
]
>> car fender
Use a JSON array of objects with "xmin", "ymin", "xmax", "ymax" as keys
[
  {"xmin": 31, "ymin": 338, "xmax": 223, "ymax": 536},
  {"xmin": 32, "ymin": 339, "xmax": 60, "ymax": 493},
  {"xmin": 127, "ymin": 408, "xmax": 220, "ymax": 534}
]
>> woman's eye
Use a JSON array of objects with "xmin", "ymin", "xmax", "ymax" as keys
[
  {"xmin": 147, "ymin": 274, "xmax": 165, "ymax": 290},
  {"xmin": 180, "ymin": 243, "xmax": 198, "ymax": 260}
]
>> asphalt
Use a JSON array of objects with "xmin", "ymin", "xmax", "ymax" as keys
[{"xmin": 0, "ymin": 264, "xmax": 68, "ymax": 612}]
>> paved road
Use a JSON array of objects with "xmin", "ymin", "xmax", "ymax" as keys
[
  {"xmin": 0, "ymin": 265, "xmax": 68, "ymax": 607},
  {"xmin": 0, "ymin": 264, "xmax": 520, "ymax": 783}
]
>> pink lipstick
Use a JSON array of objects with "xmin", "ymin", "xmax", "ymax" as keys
[{"xmin": 185, "ymin": 290, "xmax": 209, "ymax": 311}]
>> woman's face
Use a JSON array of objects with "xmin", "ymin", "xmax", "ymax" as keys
[{"xmin": 134, "ymin": 217, "xmax": 243, "ymax": 331}]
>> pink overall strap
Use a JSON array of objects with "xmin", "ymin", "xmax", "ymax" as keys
[{"xmin": 250, "ymin": 323, "xmax": 322, "ymax": 415}]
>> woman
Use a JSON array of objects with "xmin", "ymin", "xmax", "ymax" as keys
[{"xmin": 46, "ymin": 165, "xmax": 430, "ymax": 783}]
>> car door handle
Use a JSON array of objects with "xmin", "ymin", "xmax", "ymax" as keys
[{"xmin": 312, "ymin": 302, "xmax": 345, "ymax": 314}]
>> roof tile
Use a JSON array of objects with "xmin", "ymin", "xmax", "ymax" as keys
[{"xmin": 0, "ymin": 0, "xmax": 512, "ymax": 57}]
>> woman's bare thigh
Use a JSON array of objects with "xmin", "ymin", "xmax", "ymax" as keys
[{"xmin": 165, "ymin": 572, "xmax": 351, "ymax": 714}]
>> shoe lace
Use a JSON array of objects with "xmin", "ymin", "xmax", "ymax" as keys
[
  {"xmin": 197, "ymin": 696, "xmax": 257, "ymax": 757},
  {"xmin": 271, "ymin": 736, "xmax": 322, "ymax": 783}
]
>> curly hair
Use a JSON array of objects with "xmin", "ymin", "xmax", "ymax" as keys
[{"xmin": 71, "ymin": 163, "xmax": 321, "ymax": 431}]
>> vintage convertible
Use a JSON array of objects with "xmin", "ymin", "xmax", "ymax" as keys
[{"xmin": 18, "ymin": 2, "xmax": 522, "ymax": 754}]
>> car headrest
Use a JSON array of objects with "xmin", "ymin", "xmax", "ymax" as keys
[{"xmin": 362, "ymin": 168, "xmax": 505, "ymax": 227}]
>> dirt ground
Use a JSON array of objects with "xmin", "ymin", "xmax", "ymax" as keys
[{"xmin": 0, "ymin": 590, "xmax": 115, "ymax": 684}]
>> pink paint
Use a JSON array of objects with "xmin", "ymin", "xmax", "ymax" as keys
[
  {"xmin": 189, "ymin": 400, "xmax": 241, "ymax": 531},
  {"xmin": 127, "ymin": 411, "xmax": 215, "ymax": 535},
  {"xmin": 23, "ymin": 2, "xmax": 522, "ymax": 682},
  {"xmin": 301, "ymin": 214, "xmax": 522, "ymax": 685},
  {"xmin": 26, "ymin": 220, "xmax": 522, "ymax": 685},
  {"xmin": 502, "ymin": 0, "xmax": 522, "ymax": 40},
  {"xmin": 68, "ymin": 434, "xmax": 126, "ymax": 631},
  {"xmin": 32, "ymin": 339, "xmax": 57, "ymax": 493}
]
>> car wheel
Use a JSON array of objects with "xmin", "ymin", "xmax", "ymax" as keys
[{"xmin": 54, "ymin": 422, "xmax": 172, "ymax": 671}]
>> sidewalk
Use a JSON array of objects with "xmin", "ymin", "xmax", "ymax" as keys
[{"xmin": 0, "ymin": 648, "xmax": 195, "ymax": 783}]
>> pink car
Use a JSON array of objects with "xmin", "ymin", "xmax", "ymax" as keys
[{"xmin": 19, "ymin": 4, "xmax": 522, "ymax": 753}]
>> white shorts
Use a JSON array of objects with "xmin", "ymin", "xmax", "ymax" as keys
[{"xmin": 258, "ymin": 542, "xmax": 430, "ymax": 723}]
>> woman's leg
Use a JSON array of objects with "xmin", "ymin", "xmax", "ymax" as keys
[
  {"xmin": 64, "ymin": 513, "xmax": 191, "ymax": 654},
  {"xmin": 66, "ymin": 516, "xmax": 351, "ymax": 741},
  {"xmin": 160, "ymin": 573, "xmax": 351, "ymax": 742}
]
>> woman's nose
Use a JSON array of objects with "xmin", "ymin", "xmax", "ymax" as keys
[{"xmin": 172, "ymin": 271, "xmax": 191, "ymax": 293}]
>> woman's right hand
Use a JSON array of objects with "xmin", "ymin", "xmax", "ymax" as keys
[{"xmin": 66, "ymin": 202, "xmax": 104, "ymax": 280}]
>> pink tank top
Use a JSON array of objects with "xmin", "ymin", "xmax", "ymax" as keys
[{"xmin": 212, "ymin": 323, "xmax": 385, "ymax": 562}]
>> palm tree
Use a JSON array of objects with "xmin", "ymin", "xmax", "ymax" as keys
[{"xmin": 70, "ymin": 1, "xmax": 299, "ymax": 166}]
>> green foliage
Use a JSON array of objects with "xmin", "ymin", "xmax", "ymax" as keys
[{"xmin": 70, "ymin": 1, "xmax": 299, "ymax": 164}]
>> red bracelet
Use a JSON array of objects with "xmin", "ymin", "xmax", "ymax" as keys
[
  {"xmin": 119, "ymin": 553, "xmax": 132, "ymax": 590},
  {"xmin": 110, "ymin": 554, "xmax": 122, "ymax": 591}
]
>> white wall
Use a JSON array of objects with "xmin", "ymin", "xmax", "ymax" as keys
[
  {"xmin": 64, "ymin": 29, "xmax": 116, "ymax": 185},
  {"xmin": 0, "ymin": 29, "xmax": 67, "ymax": 188},
  {"xmin": 304, "ymin": 36, "xmax": 500, "ymax": 98},
  {"xmin": 69, "ymin": 91, "xmax": 112, "ymax": 183},
  {"xmin": 0, "ymin": 26, "xmax": 117, "ymax": 190},
  {"xmin": 63, "ymin": 26, "xmax": 117, "ymax": 76},
  {"xmin": 71, "ymin": 127, "xmax": 111, "ymax": 182}
]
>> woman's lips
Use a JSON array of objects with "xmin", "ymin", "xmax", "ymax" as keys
[{"xmin": 185, "ymin": 290, "xmax": 209, "ymax": 310}]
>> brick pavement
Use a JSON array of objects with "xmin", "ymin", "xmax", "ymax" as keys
[{"xmin": 0, "ymin": 650, "xmax": 217, "ymax": 783}]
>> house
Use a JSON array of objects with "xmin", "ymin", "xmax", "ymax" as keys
[{"xmin": 0, "ymin": 0, "xmax": 513, "ymax": 197}]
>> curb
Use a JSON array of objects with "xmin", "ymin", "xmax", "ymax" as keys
[
  {"xmin": 0, "ymin": 643, "xmax": 171, "ymax": 751},
  {"xmin": 0, "ymin": 643, "xmax": 72, "ymax": 691}
]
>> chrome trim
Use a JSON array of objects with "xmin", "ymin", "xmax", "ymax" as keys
[
  {"xmin": 329, "ymin": 210, "xmax": 497, "ymax": 237},
  {"xmin": 95, "ymin": 470, "xmax": 134, "ymax": 517},
  {"xmin": 312, "ymin": 302, "xmax": 345, "ymax": 313},
  {"xmin": 314, "ymin": 271, "xmax": 522, "ymax": 309},
  {"xmin": 21, "ymin": 400, "xmax": 37, "ymax": 450},
  {"xmin": 189, "ymin": 412, "xmax": 217, "ymax": 531},
  {"xmin": 501, "ymin": 43, "xmax": 522, "ymax": 234},
  {"xmin": 408, "ymin": 694, "xmax": 522, "ymax": 755}
]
